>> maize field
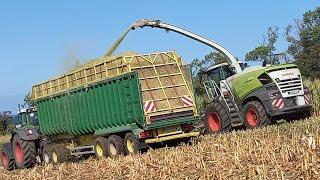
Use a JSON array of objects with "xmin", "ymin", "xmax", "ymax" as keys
[{"xmin": 0, "ymin": 79, "xmax": 319, "ymax": 179}]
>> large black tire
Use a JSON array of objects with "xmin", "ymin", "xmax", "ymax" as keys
[
  {"xmin": 124, "ymin": 133, "xmax": 139, "ymax": 155},
  {"xmin": 203, "ymin": 100, "xmax": 232, "ymax": 134},
  {"xmin": 243, "ymin": 100, "xmax": 271, "ymax": 129},
  {"xmin": 94, "ymin": 137, "xmax": 108, "ymax": 158},
  {"xmin": 51, "ymin": 144, "xmax": 69, "ymax": 164},
  {"xmin": 1, "ymin": 148, "xmax": 15, "ymax": 171},
  {"xmin": 106, "ymin": 135, "xmax": 124, "ymax": 158},
  {"xmin": 12, "ymin": 135, "xmax": 36, "ymax": 169}
]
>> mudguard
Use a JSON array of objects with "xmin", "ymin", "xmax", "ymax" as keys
[
  {"xmin": 241, "ymin": 86, "xmax": 275, "ymax": 114},
  {"xmin": 12, "ymin": 127, "xmax": 39, "ymax": 141}
]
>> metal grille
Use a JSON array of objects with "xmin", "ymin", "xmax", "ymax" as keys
[{"xmin": 276, "ymin": 77, "xmax": 303, "ymax": 97}]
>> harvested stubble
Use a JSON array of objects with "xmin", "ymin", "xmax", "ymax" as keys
[{"xmin": 1, "ymin": 116, "xmax": 320, "ymax": 179}]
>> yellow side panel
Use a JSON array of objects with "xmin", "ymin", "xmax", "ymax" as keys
[{"xmin": 31, "ymin": 51, "xmax": 197, "ymax": 119}]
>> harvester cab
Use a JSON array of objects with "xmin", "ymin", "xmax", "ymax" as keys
[
  {"xmin": 130, "ymin": 19, "xmax": 313, "ymax": 134},
  {"xmin": 204, "ymin": 62, "xmax": 248, "ymax": 86}
]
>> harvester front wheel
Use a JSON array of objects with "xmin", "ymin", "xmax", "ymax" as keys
[
  {"xmin": 243, "ymin": 100, "xmax": 271, "ymax": 129},
  {"xmin": 203, "ymin": 101, "xmax": 231, "ymax": 134},
  {"xmin": 124, "ymin": 133, "xmax": 139, "ymax": 155},
  {"xmin": 1, "ymin": 148, "xmax": 15, "ymax": 171},
  {"xmin": 12, "ymin": 135, "xmax": 36, "ymax": 169},
  {"xmin": 106, "ymin": 135, "xmax": 124, "ymax": 158},
  {"xmin": 95, "ymin": 137, "xmax": 108, "ymax": 158},
  {"xmin": 51, "ymin": 144, "xmax": 69, "ymax": 164}
]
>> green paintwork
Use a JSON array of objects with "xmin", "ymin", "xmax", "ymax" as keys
[
  {"xmin": 94, "ymin": 124, "xmax": 139, "ymax": 136},
  {"xmin": 36, "ymin": 71, "xmax": 199, "ymax": 137},
  {"xmin": 231, "ymin": 64, "xmax": 297, "ymax": 103},
  {"xmin": 36, "ymin": 72, "xmax": 146, "ymax": 136},
  {"xmin": 147, "ymin": 116, "xmax": 197, "ymax": 129}
]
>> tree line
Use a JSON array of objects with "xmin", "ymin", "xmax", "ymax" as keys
[{"xmin": 192, "ymin": 6, "xmax": 320, "ymax": 78}]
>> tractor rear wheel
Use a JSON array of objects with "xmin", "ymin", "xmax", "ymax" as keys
[
  {"xmin": 1, "ymin": 148, "xmax": 15, "ymax": 171},
  {"xmin": 12, "ymin": 135, "xmax": 36, "ymax": 169},
  {"xmin": 243, "ymin": 100, "xmax": 271, "ymax": 129},
  {"xmin": 203, "ymin": 100, "xmax": 231, "ymax": 134},
  {"xmin": 106, "ymin": 135, "xmax": 124, "ymax": 158}
]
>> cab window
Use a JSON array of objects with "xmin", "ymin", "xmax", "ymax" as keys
[
  {"xmin": 208, "ymin": 68, "xmax": 221, "ymax": 85},
  {"xmin": 221, "ymin": 66, "xmax": 235, "ymax": 79}
]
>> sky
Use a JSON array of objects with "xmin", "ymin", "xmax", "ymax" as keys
[{"xmin": 0, "ymin": 1, "xmax": 318, "ymax": 112}]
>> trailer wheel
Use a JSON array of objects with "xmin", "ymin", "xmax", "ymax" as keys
[
  {"xmin": 243, "ymin": 100, "xmax": 271, "ymax": 129},
  {"xmin": 12, "ymin": 135, "xmax": 36, "ymax": 169},
  {"xmin": 106, "ymin": 135, "xmax": 124, "ymax": 158},
  {"xmin": 1, "ymin": 148, "xmax": 15, "ymax": 171},
  {"xmin": 203, "ymin": 101, "xmax": 231, "ymax": 134},
  {"xmin": 124, "ymin": 133, "xmax": 139, "ymax": 155},
  {"xmin": 95, "ymin": 137, "xmax": 108, "ymax": 158},
  {"xmin": 42, "ymin": 145, "xmax": 52, "ymax": 164},
  {"xmin": 51, "ymin": 144, "xmax": 69, "ymax": 164}
]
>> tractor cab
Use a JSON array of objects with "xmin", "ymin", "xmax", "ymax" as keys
[
  {"xmin": 18, "ymin": 107, "xmax": 39, "ymax": 128},
  {"xmin": 205, "ymin": 62, "xmax": 248, "ymax": 85}
]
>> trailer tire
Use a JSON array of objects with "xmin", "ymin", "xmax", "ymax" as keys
[
  {"xmin": 203, "ymin": 100, "xmax": 231, "ymax": 134},
  {"xmin": 51, "ymin": 144, "xmax": 69, "ymax": 164},
  {"xmin": 95, "ymin": 137, "xmax": 108, "ymax": 158},
  {"xmin": 1, "ymin": 148, "xmax": 15, "ymax": 171},
  {"xmin": 12, "ymin": 135, "xmax": 36, "ymax": 169},
  {"xmin": 243, "ymin": 100, "xmax": 271, "ymax": 129},
  {"xmin": 124, "ymin": 133, "xmax": 139, "ymax": 155},
  {"xmin": 107, "ymin": 135, "xmax": 124, "ymax": 158}
]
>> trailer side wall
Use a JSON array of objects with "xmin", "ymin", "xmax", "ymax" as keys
[{"xmin": 36, "ymin": 72, "xmax": 145, "ymax": 136}]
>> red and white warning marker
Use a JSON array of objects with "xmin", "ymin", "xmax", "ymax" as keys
[
  {"xmin": 304, "ymin": 94, "xmax": 311, "ymax": 105},
  {"xmin": 181, "ymin": 96, "xmax": 194, "ymax": 106},
  {"xmin": 272, "ymin": 98, "xmax": 284, "ymax": 109},
  {"xmin": 144, "ymin": 101, "xmax": 156, "ymax": 113}
]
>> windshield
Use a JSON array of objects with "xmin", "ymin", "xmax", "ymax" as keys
[
  {"xmin": 20, "ymin": 111, "xmax": 39, "ymax": 127},
  {"xmin": 29, "ymin": 112, "xmax": 39, "ymax": 126}
]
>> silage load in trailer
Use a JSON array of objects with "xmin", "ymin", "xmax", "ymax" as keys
[{"xmin": 31, "ymin": 51, "xmax": 196, "ymax": 123}]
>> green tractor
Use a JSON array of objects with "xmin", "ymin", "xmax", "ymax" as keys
[
  {"xmin": 1, "ymin": 107, "xmax": 39, "ymax": 170},
  {"xmin": 130, "ymin": 19, "xmax": 313, "ymax": 133}
]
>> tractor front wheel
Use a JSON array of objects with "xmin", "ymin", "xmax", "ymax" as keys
[
  {"xmin": 243, "ymin": 100, "xmax": 271, "ymax": 129},
  {"xmin": 1, "ymin": 148, "xmax": 15, "ymax": 171}
]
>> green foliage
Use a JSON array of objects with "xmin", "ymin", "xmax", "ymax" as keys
[
  {"xmin": 286, "ymin": 6, "xmax": 320, "ymax": 78},
  {"xmin": 245, "ymin": 45, "xmax": 271, "ymax": 62},
  {"xmin": 245, "ymin": 26, "xmax": 283, "ymax": 64}
]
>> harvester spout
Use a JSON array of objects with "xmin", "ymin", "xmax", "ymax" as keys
[{"xmin": 131, "ymin": 19, "xmax": 243, "ymax": 73}]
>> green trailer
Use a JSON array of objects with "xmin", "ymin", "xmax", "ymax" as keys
[
  {"xmin": 36, "ymin": 70, "xmax": 198, "ymax": 141},
  {"xmin": 0, "ymin": 51, "xmax": 199, "ymax": 170}
]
